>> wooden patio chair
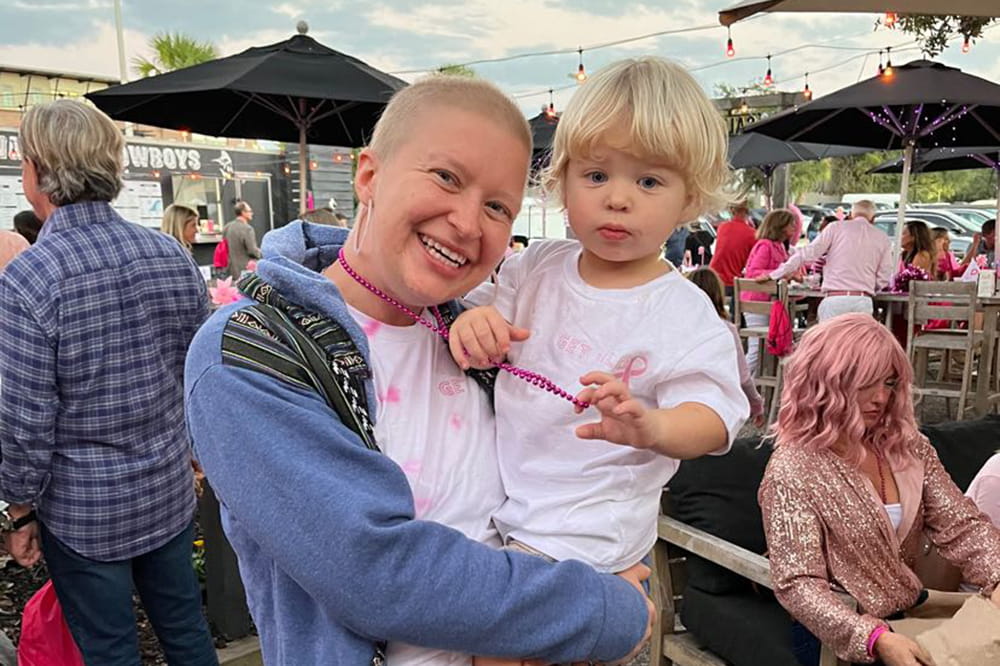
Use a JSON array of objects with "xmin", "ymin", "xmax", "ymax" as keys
[
  {"xmin": 906, "ymin": 281, "xmax": 1000, "ymax": 419},
  {"xmin": 733, "ymin": 278, "xmax": 793, "ymax": 424}
]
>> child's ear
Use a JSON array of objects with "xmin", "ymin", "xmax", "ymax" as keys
[{"xmin": 679, "ymin": 191, "xmax": 702, "ymax": 223}]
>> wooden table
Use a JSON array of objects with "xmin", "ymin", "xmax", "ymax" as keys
[{"xmin": 788, "ymin": 288, "xmax": 1000, "ymax": 417}]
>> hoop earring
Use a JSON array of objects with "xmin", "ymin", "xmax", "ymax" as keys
[{"xmin": 352, "ymin": 201, "xmax": 373, "ymax": 254}]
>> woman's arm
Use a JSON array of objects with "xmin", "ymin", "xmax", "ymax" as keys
[
  {"xmin": 759, "ymin": 475, "xmax": 884, "ymax": 664},
  {"xmin": 920, "ymin": 440, "xmax": 1000, "ymax": 594}
]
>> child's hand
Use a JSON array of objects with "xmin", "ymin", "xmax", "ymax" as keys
[
  {"xmin": 574, "ymin": 371, "xmax": 659, "ymax": 449},
  {"xmin": 449, "ymin": 306, "xmax": 530, "ymax": 370}
]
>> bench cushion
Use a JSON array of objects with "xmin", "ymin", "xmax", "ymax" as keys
[
  {"xmin": 667, "ymin": 438, "xmax": 771, "ymax": 595},
  {"xmin": 921, "ymin": 415, "xmax": 1000, "ymax": 492},
  {"xmin": 680, "ymin": 585, "xmax": 802, "ymax": 666}
]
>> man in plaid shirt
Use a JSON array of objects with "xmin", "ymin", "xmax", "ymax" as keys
[{"xmin": 0, "ymin": 100, "xmax": 217, "ymax": 665}]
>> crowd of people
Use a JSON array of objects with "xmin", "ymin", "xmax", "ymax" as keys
[{"xmin": 0, "ymin": 55, "xmax": 998, "ymax": 666}]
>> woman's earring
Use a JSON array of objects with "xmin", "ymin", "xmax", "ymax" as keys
[{"xmin": 352, "ymin": 201, "xmax": 373, "ymax": 254}]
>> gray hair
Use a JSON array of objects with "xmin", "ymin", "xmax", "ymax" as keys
[
  {"xmin": 851, "ymin": 200, "xmax": 877, "ymax": 220},
  {"xmin": 19, "ymin": 100, "xmax": 124, "ymax": 205}
]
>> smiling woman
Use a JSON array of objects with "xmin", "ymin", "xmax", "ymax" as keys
[{"xmin": 184, "ymin": 74, "xmax": 654, "ymax": 666}]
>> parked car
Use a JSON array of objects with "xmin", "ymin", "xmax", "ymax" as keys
[
  {"xmin": 947, "ymin": 208, "xmax": 993, "ymax": 227},
  {"xmin": 875, "ymin": 209, "xmax": 980, "ymax": 236}
]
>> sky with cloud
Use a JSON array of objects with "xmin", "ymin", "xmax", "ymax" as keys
[{"xmin": 2, "ymin": 1, "xmax": 999, "ymax": 118}]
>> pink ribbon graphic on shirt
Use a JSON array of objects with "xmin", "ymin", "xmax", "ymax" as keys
[{"xmin": 613, "ymin": 355, "xmax": 648, "ymax": 389}]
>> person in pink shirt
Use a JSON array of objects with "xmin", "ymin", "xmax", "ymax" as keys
[
  {"xmin": 932, "ymin": 227, "xmax": 962, "ymax": 280},
  {"xmin": 741, "ymin": 209, "xmax": 796, "ymax": 375},
  {"xmin": 758, "ymin": 200, "xmax": 895, "ymax": 322},
  {"xmin": 0, "ymin": 229, "xmax": 29, "ymax": 271},
  {"xmin": 710, "ymin": 200, "xmax": 757, "ymax": 306},
  {"xmin": 968, "ymin": 453, "xmax": 1000, "ymax": 528}
]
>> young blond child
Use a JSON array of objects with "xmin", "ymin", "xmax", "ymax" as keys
[{"xmin": 452, "ymin": 59, "xmax": 748, "ymax": 663}]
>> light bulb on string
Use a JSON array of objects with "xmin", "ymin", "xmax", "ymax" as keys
[
  {"xmin": 803, "ymin": 73, "xmax": 812, "ymax": 100},
  {"xmin": 575, "ymin": 48, "xmax": 587, "ymax": 83},
  {"xmin": 726, "ymin": 27, "xmax": 735, "ymax": 58},
  {"xmin": 877, "ymin": 49, "xmax": 884, "ymax": 76},
  {"xmin": 763, "ymin": 54, "xmax": 773, "ymax": 87},
  {"xmin": 962, "ymin": 36, "xmax": 971, "ymax": 53},
  {"xmin": 545, "ymin": 89, "xmax": 556, "ymax": 119},
  {"xmin": 885, "ymin": 12, "xmax": 897, "ymax": 28},
  {"xmin": 883, "ymin": 47, "xmax": 893, "ymax": 78}
]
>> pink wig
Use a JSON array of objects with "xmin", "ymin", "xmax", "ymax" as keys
[{"xmin": 773, "ymin": 313, "xmax": 922, "ymax": 467}]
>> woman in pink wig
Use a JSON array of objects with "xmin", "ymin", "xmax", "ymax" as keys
[{"xmin": 759, "ymin": 314, "xmax": 1000, "ymax": 666}]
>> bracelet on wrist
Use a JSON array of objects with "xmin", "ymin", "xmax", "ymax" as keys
[{"xmin": 866, "ymin": 624, "xmax": 890, "ymax": 657}]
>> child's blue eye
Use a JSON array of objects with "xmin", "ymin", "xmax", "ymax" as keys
[
  {"xmin": 638, "ymin": 177, "xmax": 661, "ymax": 190},
  {"xmin": 586, "ymin": 171, "xmax": 607, "ymax": 184}
]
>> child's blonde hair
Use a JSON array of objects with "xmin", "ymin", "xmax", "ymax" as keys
[
  {"xmin": 369, "ymin": 74, "xmax": 531, "ymax": 161},
  {"xmin": 543, "ymin": 57, "xmax": 731, "ymax": 217}
]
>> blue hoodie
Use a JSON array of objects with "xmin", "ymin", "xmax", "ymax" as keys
[{"xmin": 184, "ymin": 222, "xmax": 648, "ymax": 664}]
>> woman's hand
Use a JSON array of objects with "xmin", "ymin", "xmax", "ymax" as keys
[
  {"xmin": 874, "ymin": 630, "xmax": 935, "ymax": 666},
  {"xmin": 448, "ymin": 306, "xmax": 529, "ymax": 370}
]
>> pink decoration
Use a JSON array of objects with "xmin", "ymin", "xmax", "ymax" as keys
[
  {"xmin": 208, "ymin": 277, "xmax": 241, "ymax": 306},
  {"xmin": 362, "ymin": 320, "xmax": 382, "ymax": 338},
  {"xmin": 379, "ymin": 385, "xmax": 401, "ymax": 404},
  {"xmin": 449, "ymin": 414, "xmax": 464, "ymax": 431}
]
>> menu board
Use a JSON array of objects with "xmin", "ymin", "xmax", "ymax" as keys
[
  {"xmin": 114, "ymin": 180, "xmax": 164, "ymax": 228},
  {"xmin": 0, "ymin": 175, "xmax": 31, "ymax": 229},
  {"xmin": 0, "ymin": 176, "xmax": 164, "ymax": 229}
]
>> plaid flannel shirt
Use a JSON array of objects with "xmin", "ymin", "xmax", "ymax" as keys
[{"xmin": 0, "ymin": 201, "xmax": 209, "ymax": 560}]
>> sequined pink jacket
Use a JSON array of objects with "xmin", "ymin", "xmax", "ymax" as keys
[{"xmin": 759, "ymin": 437, "xmax": 1000, "ymax": 663}]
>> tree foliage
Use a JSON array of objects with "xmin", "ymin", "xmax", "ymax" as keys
[
  {"xmin": 436, "ymin": 64, "xmax": 476, "ymax": 78},
  {"xmin": 132, "ymin": 33, "xmax": 218, "ymax": 78},
  {"xmin": 894, "ymin": 14, "xmax": 996, "ymax": 57}
]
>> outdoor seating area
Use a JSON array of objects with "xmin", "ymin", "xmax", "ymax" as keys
[{"xmin": 4, "ymin": 2, "xmax": 1000, "ymax": 666}]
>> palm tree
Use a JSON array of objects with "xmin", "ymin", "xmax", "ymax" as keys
[{"xmin": 132, "ymin": 33, "xmax": 218, "ymax": 78}]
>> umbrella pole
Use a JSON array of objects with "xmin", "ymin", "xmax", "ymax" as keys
[
  {"xmin": 896, "ymin": 141, "xmax": 915, "ymax": 251},
  {"xmin": 299, "ymin": 124, "xmax": 308, "ymax": 216}
]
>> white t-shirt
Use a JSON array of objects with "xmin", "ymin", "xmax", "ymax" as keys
[
  {"xmin": 347, "ymin": 305, "xmax": 503, "ymax": 666},
  {"xmin": 466, "ymin": 240, "xmax": 749, "ymax": 572}
]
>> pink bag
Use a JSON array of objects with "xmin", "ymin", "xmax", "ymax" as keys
[
  {"xmin": 766, "ymin": 300, "xmax": 794, "ymax": 357},
  {"xmin": 18, "ymin": 581, "xmax": 85, "ymax": 666}
]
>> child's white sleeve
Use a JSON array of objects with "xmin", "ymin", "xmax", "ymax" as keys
[
  {"xmin": 654, "ymin": 325, "xmax": 750, "ymax": 453},
  {"xmin": 463, "ymin": 251, "xmax": 529, "ymax": 322}
]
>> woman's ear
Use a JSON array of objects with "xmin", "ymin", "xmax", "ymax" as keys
[{"xmin": 353, "ymin": 148, "xmax": 378, "ymax": 205}]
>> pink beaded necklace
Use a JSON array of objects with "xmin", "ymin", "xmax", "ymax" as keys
[{"xmin": 337, "ymin": 249, "xmax": 590, "ymax": 409}]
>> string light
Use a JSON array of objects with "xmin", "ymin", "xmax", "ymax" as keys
[
  {"xmin": 803, "ymin": 72, "xmax": 813, "ymax": 100},
  {"xmin": 575, "ymin": 48, "xmax": 587, "ymax": 83},
  {"xmin": 309, "ymin": 159, "xmax": 318, "ymax": 170},
  {"xmin": 883, "ymin": 47, "xmax": 894, "ymax": 78},
  {"xmin": 885, "ymin": 12, "xmax": 898, "ymax": 28},
  {"xmin": 726, "ymin": 27, "xmax": 735, "ymax": 58},
  {"xmin": 962, "ymin": 36, "xmax": 971, "ymax": 53},
  {"xmin": 544, "ymin": 88, "xmax": 557, "ymax": 119},
  {"xmin": 763, "ymin": 54, "xmax": 774, "ymax": 87},
  {"xmin": 877, "ymin": 49, "xmax": 884, "ymax": 76}
]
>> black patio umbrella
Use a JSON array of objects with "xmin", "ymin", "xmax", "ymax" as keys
[
  {"xmin": 529, "ymin": 111, "xmax": 559, "ymax": 153},
  {"xmin": 869, "ymin": 146, "xmax": 1000, "ymax": 174},
  {"xmin": 869, "ymin": 147, "xmax": 1000, "ymax": 214},
  {"xmin": 742, "ymin": 59, "xmax": 1000, "ymax": 243},
  {"xmin": 729, "ymin": 133, "xmax": 871, "ymax": 206},
  {"xmin": 728, "ymin": 133, "xmax": 870, "ymax": 170},
  {"xmin": 719, "ymin": 0, "xmax": 995, "ymax": 26},
  {"xmin": 87, "ymin": 24, "xmax": 406, "ymax": 213}
]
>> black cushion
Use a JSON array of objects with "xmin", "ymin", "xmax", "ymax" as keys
[
  {"xmin": 680, "ymin": 585, "xmax": 802, "ymax": 666},
  {"xmin": 921, "ymin": 415, "xmax": 1000, "ymax": 492},
  {"xmin": 667, "ymin": 437, "xmax": 772, "ymax": 594}
]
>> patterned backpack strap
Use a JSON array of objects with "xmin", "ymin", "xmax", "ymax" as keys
[
  {"xmin": 435, "ymin": 301, "xmax": 499, "ymax": 402},
  {"xmin": 225, "ymin": 275, "xmax": 387, "ymax": 664}
]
